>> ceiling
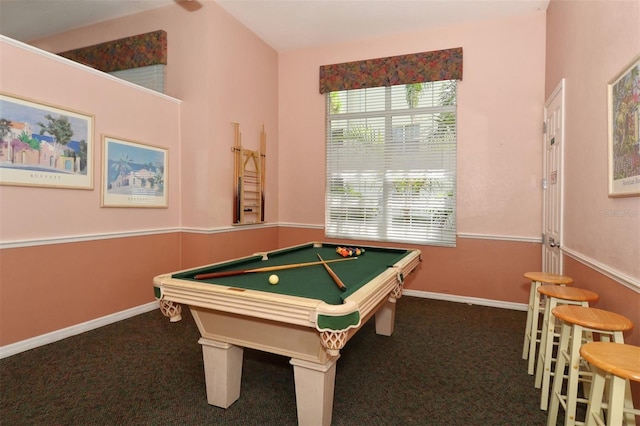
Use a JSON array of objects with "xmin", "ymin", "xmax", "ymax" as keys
[{"xmin": 0, "ymin": 0, "xmax": 549, "ymax": 52}]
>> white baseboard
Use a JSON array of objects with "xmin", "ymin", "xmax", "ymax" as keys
[
  {"xmin": 0, "ymin": 301, "xmax": 160, "ymax": 360},
  {"xmin": 402, "ymin": 289, "xmax": 528, "ymax": 312}
]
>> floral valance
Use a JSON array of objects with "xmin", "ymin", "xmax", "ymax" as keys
[
  {"xmin": 319, "ymin": 47, "xmax": 462, "ymax": 94},
  {"xmin": 58, "ymin": 30, "xmax": 167, "ymax": 73}
]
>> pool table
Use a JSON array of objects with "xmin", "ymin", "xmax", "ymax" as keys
[{"xmin": 153, "ymin": 241, "xmax": 421, "ymax": 426}]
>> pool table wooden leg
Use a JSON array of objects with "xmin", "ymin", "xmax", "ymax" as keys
[
  {"xmin": 290, "ymin": 356, "xmax": 339, "ymax": 426},
  {"xmin": 199, "ymin": 338, "xmax": 243, "ymax": 408},
  {"xmin": 374, "ymin": 297, "xmax": 397, "ymax": 336}
]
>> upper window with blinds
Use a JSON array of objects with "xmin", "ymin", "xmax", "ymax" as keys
[
  {"xmin": 325, "ymin": 80, "xmax": 457, "ymax": 246},
  {"xmin": 109, "ymin": 65, "xmax": 166, "ymax": 93}
]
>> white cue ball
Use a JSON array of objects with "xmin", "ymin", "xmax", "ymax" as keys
[{"xmin": 268, "ymin": 274, "xmax": 279, "ymax": 285}]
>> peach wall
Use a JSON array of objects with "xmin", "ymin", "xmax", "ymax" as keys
[
  {"xmin": 545, "ymin": 1, "xmax": 640, "ymax": 404},
  {"xmin": 30, "ymin": 2, "xmax": 280, "ymax": 230},
  {"xmin": 278, "ymin": 12, "xmax": 547, "ymax": 239},
  {"xmin": 564, "ymin": 256, "xmax": 640, "ymax": 346},
  {"xmin": 204, "ymin": 5, "xmax": 280, "ymax": 228},
  {"xmin": 0, "ymin": 37, "xmax": 182, "ymax": 347},
  {"xmin": 546, "ymin": 0, "xmax": 640, "ymax": 283},
  {"xmin": 0, "ymin": 3, "xmax": 279, "ymax": 347},
  {"xmin": 0, "ymin": 38, "xmax": 181, "ymax": 241},
  {"xmin": 180, "ymin": 226, "xmax": 279, "ymax": 269},
  {"xmin": 0, "ymin": 233, "xmax": 181, "ymax": 345}
]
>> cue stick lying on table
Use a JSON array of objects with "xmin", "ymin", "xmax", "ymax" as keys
[
  {"xmin": 194, "ymin": 256, "xmax": 357, "ymax": 280},
  {"xmin": 317, "ymin": 254, "xmax": 347, "ymax": 292}
]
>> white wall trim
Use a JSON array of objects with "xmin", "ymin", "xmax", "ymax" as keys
[
  {"xmin": 562, "ymin": 246, "xmax": 640, "ymax": 293},
  {"xmin": 403, "ymin": 289, "xmax": 527, "ymax": 311},
  {"xmin": 278, "ymin": 222, "xmax": 324, "ymax": 230},
  {"xmin": 0, "ymin": 35, "xmax": 181, "ymax": 104},
  {"xmin": 0, "ymin": 224, "xmax": 540, "ymax": 249},
  {"xmin": 0, "ymin": 228, "xmax": 181, "ymax": 249},
  {"xmin": 457, "ymin": 232, "xmax": 542, "ymax": 243},
  {"xmin": 2, "ymin": 225, "xmax": 635, "ymax": 293},
  {"xmin": 0, "ymin": 301, "xmax": 160, "ymax": 359}
]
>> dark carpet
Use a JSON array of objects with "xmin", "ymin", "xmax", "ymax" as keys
[{"xmin": 1, "ymin": 297, "xmax": 560, "ymax": 425}]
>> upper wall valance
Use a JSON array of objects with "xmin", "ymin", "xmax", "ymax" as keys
[
  {"xmin": 58, "ymin": 30, "xmax": 167, "ymax": 73},
  {"xmin": 319, "ymin": 47, "xmax": 463, "ymax": 94}
]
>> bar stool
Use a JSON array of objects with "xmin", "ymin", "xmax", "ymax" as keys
[
  {"xmin": 535, "ymin": 285, "xmax": 599, "ymax": 410},
  {"xmin": 522, "ymin": 272, "xmax": 574, "ymax": 375},
  {"xmin": 546, "ymin": 306, "xmax": 634, "ymax": 426},
  {"xmin": 580, "ymin": 342, "xmax": 640, "ymax": 426}
]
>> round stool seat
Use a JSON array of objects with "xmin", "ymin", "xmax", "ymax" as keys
[
  {"xmin": 524, "ymin": 272, "xmax": 574, "ymax": 285},
  {"xmin": 537, "ymin": 285, "xmax": 599, "ymax": 303},
  {"xmin": 579, "ymin": 342, "xmax": 640, "ymax": 426},
  {"xmin": 580, "ymin": 342, "xmax": 640, "ymax": 382},
  {"xmin": 552, "ymin": 306, "xmax": 634, "ymax": 333}
]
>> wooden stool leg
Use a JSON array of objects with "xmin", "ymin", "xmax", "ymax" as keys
[
  {"xmin": 606, "ymin": 332, "xmax": 637, "ymax": 426},
  {"xmin": 587, "ymin": 363, "xmax": 637, "ymax": 426},
  {"xmin": 528, "ymin": 282, "xmax": 543, "ymax": 374},
  {"xmin": 523, "ymin": 280, "xmax": 538, "ymax": 360},
  {"xmin": 622, "ymin": 383, "xmax": 637, "ymax": 425},
  {"xmin": 536, "ymin": 297, "xmax": 557, "ymax": 390},
  {"xmin": 547, "ymin": 321, "xmax": 572, "ymax": 422},
  {"xmin": 563, "ymin": 323, "xmax": 586, "ymax": 426},
  {"xmin": 584, "ymin": 366, "xmax": 606, "ymax": 426},
  {"xmin": 608, "ymin": 335, "xmax": 639, "ymax": 426},
  {"xmin": 606, "ymin": 375, "xmax": 627, "ymax": 426},
  {"xmin": 580, "ymin": 329, "xmax": 595, "ymax": 401}
]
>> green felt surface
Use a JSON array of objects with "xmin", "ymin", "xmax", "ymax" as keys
[{"xmin": 173, "ymin": 242, "xmax": 411, "ymax": 305}]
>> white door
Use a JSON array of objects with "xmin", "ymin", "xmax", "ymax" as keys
[{"xmin": 542, "ymin": 80, "xmax": 565, "ymax": 274}]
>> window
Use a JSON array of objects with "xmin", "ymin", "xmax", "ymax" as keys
[
  {"xmin": 109, "ymin": 65, "xmax": 166, "ymax": 93},
  {"xmin": 325, "ymin": 80, "xmax": 457, "ymax": 246}
]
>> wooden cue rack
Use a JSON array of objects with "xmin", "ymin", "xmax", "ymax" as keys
[{"xmin": 232, "ymin": 123, "xmax": 266, "ymax": 224}]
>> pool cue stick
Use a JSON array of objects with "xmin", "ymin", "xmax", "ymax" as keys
[
  {"xmin": 260, "ymin": 124, "xmax": 266, "ymax": 223},
  {"xmin": 194, "ymin": 257, "xmax": 357, "ymax": 280},
  {"xmin": 317, "ymin": 254, "xmax": 347, "ymax": 292}
]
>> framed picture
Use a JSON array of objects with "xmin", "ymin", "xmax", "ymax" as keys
[
  {"xmin": 0, "ymin": 92, "xmax": 94, "ymax": 189},
  {"xmin": 101, "ymin": 135, "xmax": 168, "ymax": 208},
  {"xmin": 608, "ymin": 55, "xmax": 640, "ymax": 197}
]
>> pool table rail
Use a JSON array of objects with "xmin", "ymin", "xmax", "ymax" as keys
[{"xmin": 154, "ymin": 274, "xmax": 325, "ymax": 328}]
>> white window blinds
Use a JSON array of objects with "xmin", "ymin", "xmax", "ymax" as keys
[
  {"xmin": 325, "ymin": 81, "xmax": 457, "ymax": 246},
  {"xmin": 109, "ymin": 65, "xmax": 166, "ymax": 94}
]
